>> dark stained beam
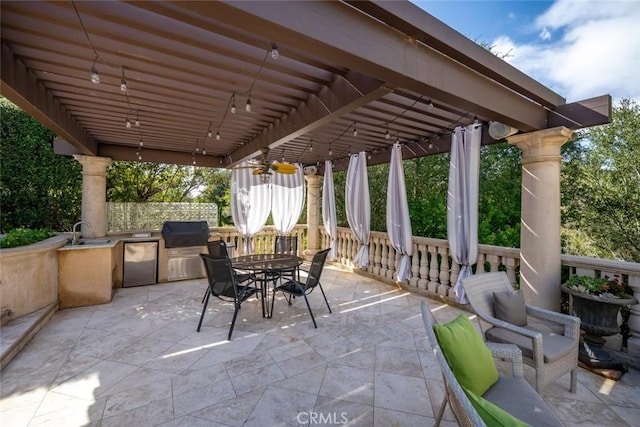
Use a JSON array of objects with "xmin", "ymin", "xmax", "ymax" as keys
[
  {"xmin": 192, "ymin": 0, "xmax": 547, "ymax": 131},
  {"xmin": 226, "ymin": 71, "xmax": 393, "ymax": 166},
  {"xmin": 547, "ymin": 95, "xmax": 612, "ymax": 129},
  {"xmin": 98, "ymin": 144, "xmax": 224, "ymax": 167},
  {"xmin": 0, "ymin": 43, "xmax": 97, "ymax": 154}
]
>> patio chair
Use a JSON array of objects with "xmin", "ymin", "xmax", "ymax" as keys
[
  {"xmin": 202, "ymin": 240, "xmax": 254, "ymax": 303},
  {"xmin": 420, "ymin": 301, "xmax": 563, "ymax": 427},
  {"xmin": 461, "ymin": 272, "xmax": 580, "ymax": 393},
  {"xmin": 197, "ymin": 254, "xmax": 263, "ymax": 339},
  {"xmin": 273, "ymin": 235, "xmax": 299, "ymax": 281},
  {"xmin": 271, "ymin": 248, "xmax": 331, "ymax": 328}
]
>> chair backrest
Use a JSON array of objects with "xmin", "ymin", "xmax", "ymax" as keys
[
  {"xmin": 304, "ymin": 248, "xmax": 331, "ymax": 290},
  {"xmin": 274, "ymin": 235, "xmax": 298, "ymax": 256},
  {"xmin": 461, "ymin": 272, "xmax": 514, "ymax": 320},
  {"xmin": 420, "ymin": 302, "xmax": 486, "ymax": 427},
  {"xmin": 200, "ymin": 253, "xmax": 237, "ymax": 300},
  {"xmin": 207, "ymin": 240, "xmax": 230, "ymax": 258}
]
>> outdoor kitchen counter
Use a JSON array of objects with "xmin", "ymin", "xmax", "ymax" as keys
[{"xmin": 57, "ymin": 233, "xmax": 220, "ymax": 308}]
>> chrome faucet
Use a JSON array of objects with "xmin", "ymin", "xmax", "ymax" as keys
[{"xmin": 72, "ymin": 221, "xmax": 91, "ymax": 245}]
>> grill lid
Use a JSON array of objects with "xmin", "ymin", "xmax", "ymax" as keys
[{"xmin": 161, "ymin": 221, "xmax": 209, "ymax": 248}]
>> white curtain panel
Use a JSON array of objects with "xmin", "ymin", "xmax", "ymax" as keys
[
  {"xmin": 387, "ymin": 143, "xmax": 414, "ymax": 282},
  {"xmin": 230, "ymin": 162, "xmax": 272, "ymax": 254},
  {"xmin": 272, "ymin": 163, "xmax": 305, "ymax": 235},
  {"xmin": 345, "ymin": 152, "xmax": 371, "ymax": 268},
  {"xmin": 322, "ymin": 160, "xmax": 338, "ymax": 261},
  {"xmin": 447, "ymin": 123, "xmax": 481, "ymax": 303}
]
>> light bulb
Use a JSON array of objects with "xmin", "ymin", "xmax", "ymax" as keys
[
  {"xmin": 120, "ymin": 79, "xmax": 127, "ymax": 92},
  {"xmin": 309, "ymin": 144, "xmax": 313, "ymax": 152},
  {"xmin": 125, "ymin": 119, "xmax": 131, "ymax": 128},
  {"xmin": 245, "ymin": 99, "xmax": 252, "ymax": 112},
  {"xmin": 139, "ymin": 141, "xmax": 143, "ymax": 147},
  {"xmin": 90, "ymin": 67, "xmax": 100, "ymax": 84},
  {"xmin": 329, "ymin": 148, "xmax": 333, "ymax": 156},
  {"xmin": 271, "ymin": 43, "xmax": 279, "ymax": 60},
  {"xmin": 202, "ymin": 150, "xmax": 207, "ymax": 155},
  {"xmin": 428, "ymin": 142, "xmax": 433, "ymax": 149},
  {"xmin": 427, "ymin": 100, "xmax": 434, "ymax": 110},
  {"xmin": 231, "ymin": 104, "xmax": 236, "ymax": 114},
  {"xmin": 138, "ymin": 154, "xmax": 142, "ymax": 160},
  {"xmin": 193, "ymin": 159, "xmax": 196, "ymax": 165},
  {"xmin": 207, "ymin": 130, "xmax": 212, "ymax": 138},
  {"xmin": 216, "ymin": 131, "xmax": 221, "ymax": 140},
  {"xmin": 135, "ymin": 119, "xmax": 140, "ymax": 127},
  {"xmin": 281, "ymin": 155, "xmax": 285, "ymax": 162},
  {"xmin": 353, "ymin": 124, "xmax": 358, "ymax": 137},
  {"xmin": 196, "ymin": 147, "xmax": 200, "ymax": 152},
  {"xmin": 385, "ymin": 130, "xmax": 390, "ymax": 140}
]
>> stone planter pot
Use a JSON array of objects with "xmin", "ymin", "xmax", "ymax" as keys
[{"xmin": 561, "ymin": 284, "xmax": 638, "ymax": 370}]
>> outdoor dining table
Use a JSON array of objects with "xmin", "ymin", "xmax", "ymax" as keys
[{"xmin": 231, "ymin": 253, "xmax": 303, "ymax": 318}]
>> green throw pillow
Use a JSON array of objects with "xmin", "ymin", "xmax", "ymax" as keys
[
  {"xmin": 462, "ymin": 386, "xmax": 530, "ymax": 427},
  {"xmin": 434, "ymin": 313, "xmax": 499, "ymax": 395}
]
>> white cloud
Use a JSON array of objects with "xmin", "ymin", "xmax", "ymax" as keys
[
  {"xmin": 539, "ymin": 27, "xmax": 551, "ymax": 41},
  {"xmin": 497, "ymin": 0, "xmax": 640, "ymax": 103}
]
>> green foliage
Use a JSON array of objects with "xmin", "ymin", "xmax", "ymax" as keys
[
  {"xmin": 477, "ymin": 143, "xmax": 521, "ymax": 247},
  {"xmin": 0, "ymin": 228, "xmax": 55, "ymax": 248},
  {"xmin": 195, "ymin": 169, "xmax": 232, "ymax": 225},
  {"xmin": 330, "ymin": 145, "xmax": 521, "ymax": 248},
  {"xmin": 562, "ymin": 99, "xmax": 640, "ymax": 262},
  {"xmin": 0, "ymin": 98, "xmax": 82, "ymax": 232},
  {"xmin": 107, "ymin": 162, "xmax": 217, "ymax": 203},
  {"xmin": 564, "ymin": 274, "xmax": 632, "ymax": 299}
]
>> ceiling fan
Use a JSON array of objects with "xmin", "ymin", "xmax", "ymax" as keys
[{"xmin": 235, "ymin": 148, "xmax": 298, "ymax": 181}]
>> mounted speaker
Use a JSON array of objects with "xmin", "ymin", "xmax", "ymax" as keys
[{"xmin": 488, "ymin": 121, "xmax": 519, "ymax": 140}]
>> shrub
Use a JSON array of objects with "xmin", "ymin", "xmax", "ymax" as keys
[{"xmin": 0, "ymin": 228, "xmax": 56, "ymax": 249}]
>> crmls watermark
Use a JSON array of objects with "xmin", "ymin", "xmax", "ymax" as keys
[{"xmin": 297, "ymin": 411, "xmax": 349, "ymax": 425}]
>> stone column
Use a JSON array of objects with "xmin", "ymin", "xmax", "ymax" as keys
[
  {"xmin": 73, "ymin": 155, "xmax": 112, "ymax": 238},
  {"xmin": 304, "ymin": 174, "xmax": 321, "ymax": 258},
  {"xmin": 627, "ymin": 276, "xmax": 640, "ymax": 356},
  {"xmin": 508, "ymin": 127, "xmax": 574, "ymax": 311}
]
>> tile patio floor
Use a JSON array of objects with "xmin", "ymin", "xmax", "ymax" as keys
[{"xmin": 1, "ymin": 265, "xmax": 639, "ymax": 426}]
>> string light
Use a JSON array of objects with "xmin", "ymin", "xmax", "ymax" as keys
[
  {"xmin": 90, "ymin": 62, "xmax": 100, "ymax": 84},
  {"xmin": 207, "ymin": 129, "xmax": 212, "ymax": 138},
  {"xmin": 231, "ymin": 95, "xmax": 237, "ymax": 114},
  {"xmin": 245, "ymin": 98, "xmax": 252, "ymax": 113},
  {"xmin": 216, "ymin": 131, "xmax": 221, "ymax": 140},
  {"xmin": 134, "ymin": 111, "xmax": 140, "ymax": 127},
  {"xmin": 120, "ymin": 68, "xmax": 128, "ymax": 92},
  {"xmin": 353, "ymin": 122, "xmax": 358, "ymax": 137},
  {"xmin": 270, "ymin": 42, "xmax": 279, "ymax": 60},
  {"xmin": 427, "ymin": 99, "xmax": 434, "ymax": 110},
  {"xmin": 125, "ymin": 118, "xmax": 131, "ymax": 129},
  {"xmin": 385, "ymin": 129, "xmax": 391, "ymax": 140}
]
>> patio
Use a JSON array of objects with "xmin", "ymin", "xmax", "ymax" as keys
[{"xmin": 1, "ymin": 265, "xmax": 638, "ymax": 427}]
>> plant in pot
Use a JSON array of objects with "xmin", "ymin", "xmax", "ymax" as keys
[{"xmin": 561, "ymin": 274, "xmax": 638, "ymax": 371}]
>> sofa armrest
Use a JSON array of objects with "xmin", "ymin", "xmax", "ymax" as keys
[
  {"xmin": 487, "ymin": 343, "xmax": 524, "ymax": 378},
  {"xmin": 525, "ymin": 304, "xmax": 581, "ymax": 340}
]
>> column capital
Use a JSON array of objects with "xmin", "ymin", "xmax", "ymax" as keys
[
  {"xmin": 73, "ymin": 155, "xmax": 112, "ymax": 174},
  {"xmin": 508, "ymin": 126, "xmax": 574, "ymax": 164}
]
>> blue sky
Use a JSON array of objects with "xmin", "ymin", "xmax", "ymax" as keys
[{"xmin": 411, "ymin": 0, "xmax": 640, "ymax": 103}]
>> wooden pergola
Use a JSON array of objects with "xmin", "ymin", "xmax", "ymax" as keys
[{"xmin": 1, "ymin": 1, "xmax": 610, "ymax": 171}]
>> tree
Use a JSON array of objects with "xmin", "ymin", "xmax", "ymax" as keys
[
  {"xmin": 0, "ymin": 98, "xmax": 82, "ymax": 232},
  {"xmin": 195, "ymin": 169, "xmax": 232, "ymax": 225},
  {"xmin": 106, "ymin": 162, "xmax": 216, "ymax": 203},
  {"xmin": 562, "ymin": 99, "xmax": 640, "ymax": 262}
]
